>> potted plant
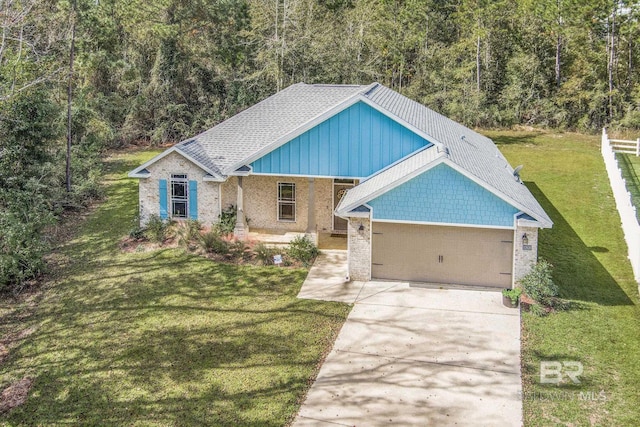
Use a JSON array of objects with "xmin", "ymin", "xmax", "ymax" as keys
[{"xmin": 502, "ymin": 287, "xmax": 522, "ymax": 308}]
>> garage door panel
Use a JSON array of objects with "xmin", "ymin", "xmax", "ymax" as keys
[{"xmin": 372, "ymin": 223, "xmax": 513, "ymax": 287}]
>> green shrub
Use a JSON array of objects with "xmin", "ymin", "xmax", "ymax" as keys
[
  {"xmin": 529, "ymin": 303, "xmax": 549, "ymax": 317},
  {"xmin": 229, "ymin": 240, "xmax": 251, "ymax": 261},
  {"xmin": 199, "ymin": 230, "xmax": 228, "ymax": 254},
  {"xmin": 287, "ymin": 235, "xmax": 319, "ymax": 267},
  {"xmin": 519, "ymin": 260, "xmax": 558, "ymax": 305},
  {"xmin": 129, "ymin": 225, "xmax": 145, "ymax": 240},
  {"xmin": 0, "ymin": 206, "xmax": 53, "ymax": 292},
  {"xmin": 255, "ymin": 243, "xmax": 278, "ymax": 265},
  {"xmin": 216, "ymin": 205, "xmax": 238, "ymax": 235},
  {"xmin": 176, "ymin": 220, "xmax": 201, "ymax": 247},
  {"xmin": 145, "ymin": 214, "xmax": 169, "ymax": 243},
  {"xmin": 502, "ymin": 287, "xmax": 522, "ymax": 305}
]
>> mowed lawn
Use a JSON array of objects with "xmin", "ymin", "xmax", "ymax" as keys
[
  {"xmin": 488, "ymin": 130, "xmax": 640, "ymax": 426},
  {"xmin": 0, "ymin": 150, "xmax": 350, "ymax": 426}
]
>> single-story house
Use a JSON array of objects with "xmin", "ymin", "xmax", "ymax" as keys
[{"xmin": 129, "ymin": 82, "xmax": 552, "ymax": 288}]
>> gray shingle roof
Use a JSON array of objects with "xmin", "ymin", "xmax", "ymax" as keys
[
  {"xmin": 175, "ymin": 83, "xmax": 372, "ymax": 175},
  {"xmin": 134, "ymin": 82, "xmax": 551, "ymax": 227},
  {"xmin": 361, "ymin": 84, "xmax": 552, "ymax": 227}
]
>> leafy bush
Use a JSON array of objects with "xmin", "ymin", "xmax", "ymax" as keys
[
  {"xmin": 176, "ymin": 220, "xmax": 201, "ymax": 247},
  {"xmin": 287, "ymin": 235, "xmax": 319, "ymax": 267},
  {"xmin": 519, "ymin": 260, "xmax": 558, "ymax": 305},
  {"xmin": 129, "ymin": 225, "xmax": 145, "ymax": 240},
  {"xmin": 502, "ymin": 287, "xmax": 522, "ymax": 305},
  {"xmin": 0, "ymin": 205, "xmax": 53, "ymax": 292},
  {"xmin": 254, "ymin": 243, "xmax": 278, "ymax": 265},
  {"xmin": 145, "ymin": 214, "xmax": 169, "ymax": 243},
  {"xmin": 215, "ymin": 204, "xmax": 250, "ymax": 236},
  {"xmin": 216, "ymin": 205, "xmax": 238, "ymax": 235},
  {"xmin": 199, "ymin": 230, "xmax": 228, "ymax": 254}
]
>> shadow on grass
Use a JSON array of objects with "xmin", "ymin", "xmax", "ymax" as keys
[
  {"xmin": 615, "ymin": 153, "xmax": 640, "ymax": 222},
  {"xmin": 490, "ymin": 131, "xmax": 543, "ymax": 146},
  {"xmin": 526, "ymin": 182, "xmax": 633, "ymax": 306}
]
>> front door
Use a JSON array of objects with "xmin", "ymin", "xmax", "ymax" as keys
[{"xmin": 333, "ymin": 179, "xmax": 355, "ymax": 232}]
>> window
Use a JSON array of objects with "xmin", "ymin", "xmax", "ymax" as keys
[
  {"xmin": 171, "ymin": 174, "xmax": 188, "ymax": 218},
  {"xmin": 277, "ymin": 183, "xmax": 296, "ymax": 221}
]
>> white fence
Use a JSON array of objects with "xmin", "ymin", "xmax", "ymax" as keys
[
  {"xmin": 601, "ymin": 128, "xmax": 640, "ymax": 284},
  {"xmin": 609, "ymin": 136, "xmax": 640, "ymax": 156}
]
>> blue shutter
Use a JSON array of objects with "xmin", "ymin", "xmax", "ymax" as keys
[
  {"xmin": 159, "ymin": 179, "xmax": 168, "ymax": 219},
  {"xmin": 189, "ymin": 180, "xmax": 198, "ymax": 220}
]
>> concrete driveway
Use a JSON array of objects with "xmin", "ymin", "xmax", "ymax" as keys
[{"xmin": 294, "ymin": 251, "xmax": 522, "ymax": 426}]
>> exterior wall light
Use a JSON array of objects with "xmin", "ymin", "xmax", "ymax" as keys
[
  {"xmin": 522, "ymin": 233, "xmax": 529, "ymax": 245},
  {"xmin": 358, "ymin": 223, "xmax": 365, "ymax": 231}
]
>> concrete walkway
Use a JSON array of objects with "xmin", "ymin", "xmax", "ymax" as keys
[{"xmin": 295, "ymin": 252, "xmax": 522, "ymax": 426}]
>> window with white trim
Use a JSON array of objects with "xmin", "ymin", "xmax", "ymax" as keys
[
  {"xmin": 277, "ymin": 182, "xmax": 296, "ymax": 221},
  {"xmin": 171, "ymin": 174, "xmax": 188, "ymax": 218}
]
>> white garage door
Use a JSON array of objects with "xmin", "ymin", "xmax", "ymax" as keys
[{"xmin": 371, "ymin": 222, "xmax": 513, "ymax": 288}]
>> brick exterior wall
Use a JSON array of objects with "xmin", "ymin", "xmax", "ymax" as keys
[
  {"xmin": 347, "ymin": 217, "xmax": 371, "ymax": 281},
  {"xmin": 221, "ymin": 175, "xmax": 336, "ymax": 233},
  {"xmin": 138, "ymin": 152, "xmax": 220, "ymax": 226},
  {"xmin": 513, "ymin": 225, "xmax": 539, "ymax": 285}
]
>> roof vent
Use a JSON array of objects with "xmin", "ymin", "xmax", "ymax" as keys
[{"xmin": 513, "ymin": 165, "xmax": 524, "ymax": 182}]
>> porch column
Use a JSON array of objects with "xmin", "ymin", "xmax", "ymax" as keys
[
  {"xmin": 234, "ymin": 176, "xmax": 247, "ymax": 240},
  {"xmin": 306, "ymin": 178, "xmax": 317, "ymax": 244}
]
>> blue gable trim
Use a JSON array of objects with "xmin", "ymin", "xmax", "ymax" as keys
[
  {"xmin": 368, "ymin": 163, "xmax": 519, "ymax": 227},
  {"xmin": 251, "ymin": 101, "xmax": 431, "ymax": 177}
]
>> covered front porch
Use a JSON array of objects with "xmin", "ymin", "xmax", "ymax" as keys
[{"xmin": 222, "ymin": 175, "xmax": 356, "ymax": 245}]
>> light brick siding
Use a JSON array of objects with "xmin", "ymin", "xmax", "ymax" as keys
[
  {"xmin": 347, "ymin": 217, "xmax": 371, "ymax": 281},
  {"xmin": 138, "ymin": 152, "xmax": 220, "ymax": 226},
  {"xmin": 513, "ymin": 225, "xmax": 539, "ymax": 285},
  {"xmin": 221, "ymin": 176, "xmax": 335, "ymax": 233}
]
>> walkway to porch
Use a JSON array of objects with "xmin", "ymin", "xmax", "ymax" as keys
[{"xmin": 247, "ymin": 229, "xmax": 347, "ymax": 250}]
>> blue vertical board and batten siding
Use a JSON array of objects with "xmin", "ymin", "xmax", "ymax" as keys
[
  {"xmin": 251, "ymin": 101, "xmax": 431, "ymax": 177},
  {"xmin": 368, "ymin": 164, "xmax": 519, "ymax": 227}
]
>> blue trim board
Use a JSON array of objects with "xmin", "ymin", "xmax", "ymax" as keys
[
  {"xmin": 251, "ymin": 101, "xmax": 431, "ymax": 177},
  {"xmin": 159, "ymin": 179, "xmax": 168, "ymax": 219},
  {"xmin": 368, "ymin": 163, "xmax": 519, "ymax": 227},
  {"xmin": 188, "ymin": 180, "xmax": 198, "ymax": 220}
]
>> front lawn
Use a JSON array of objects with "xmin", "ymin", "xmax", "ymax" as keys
[
  {"xmin": 0, "ymin": 149, "xmax": 350, "ymax": 426},
  {"xmin": 488, "ymin": 130, "xmax": 640, "ymax": 426}
]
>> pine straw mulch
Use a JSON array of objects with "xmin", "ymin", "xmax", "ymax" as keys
[{"xmin": 118, "ymin": 233, "xmax": 309, "ymax": 268}]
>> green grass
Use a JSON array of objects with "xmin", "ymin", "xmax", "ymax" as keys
[
  {"xmin": 486, "ymin": 130, "xmax": 640, "ymax": 426},
  {"xmin": 0, "ymin": 149, "xmax": 350, "ymax": 426},
  {"xmin": 616, "ymin": 153, "xmax": 640, "ymax": 222}
]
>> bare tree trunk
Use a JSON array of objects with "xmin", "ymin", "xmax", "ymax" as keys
[
  {"xmin": 476, "ymin": 35, "xmax": 481, "ymax": 92},
  {"xmin": 555, "ymin": 33, "xmax": 561, "ymax": 88},
  {"xmin": 608, "ymin": 4, "xmax": 617, "ymax": 121},
  {"xmin": 66, "ymin": 0, "xmax": 76, "ymax": 193}
]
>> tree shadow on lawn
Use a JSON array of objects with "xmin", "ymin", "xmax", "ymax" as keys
[
  {"xmin": 526, "ymin": 183, "xmax": 634, "ymax": 306},
  {"xmin": 1, "ymin": 255, "xmax": 343, "ymax": 426}
]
